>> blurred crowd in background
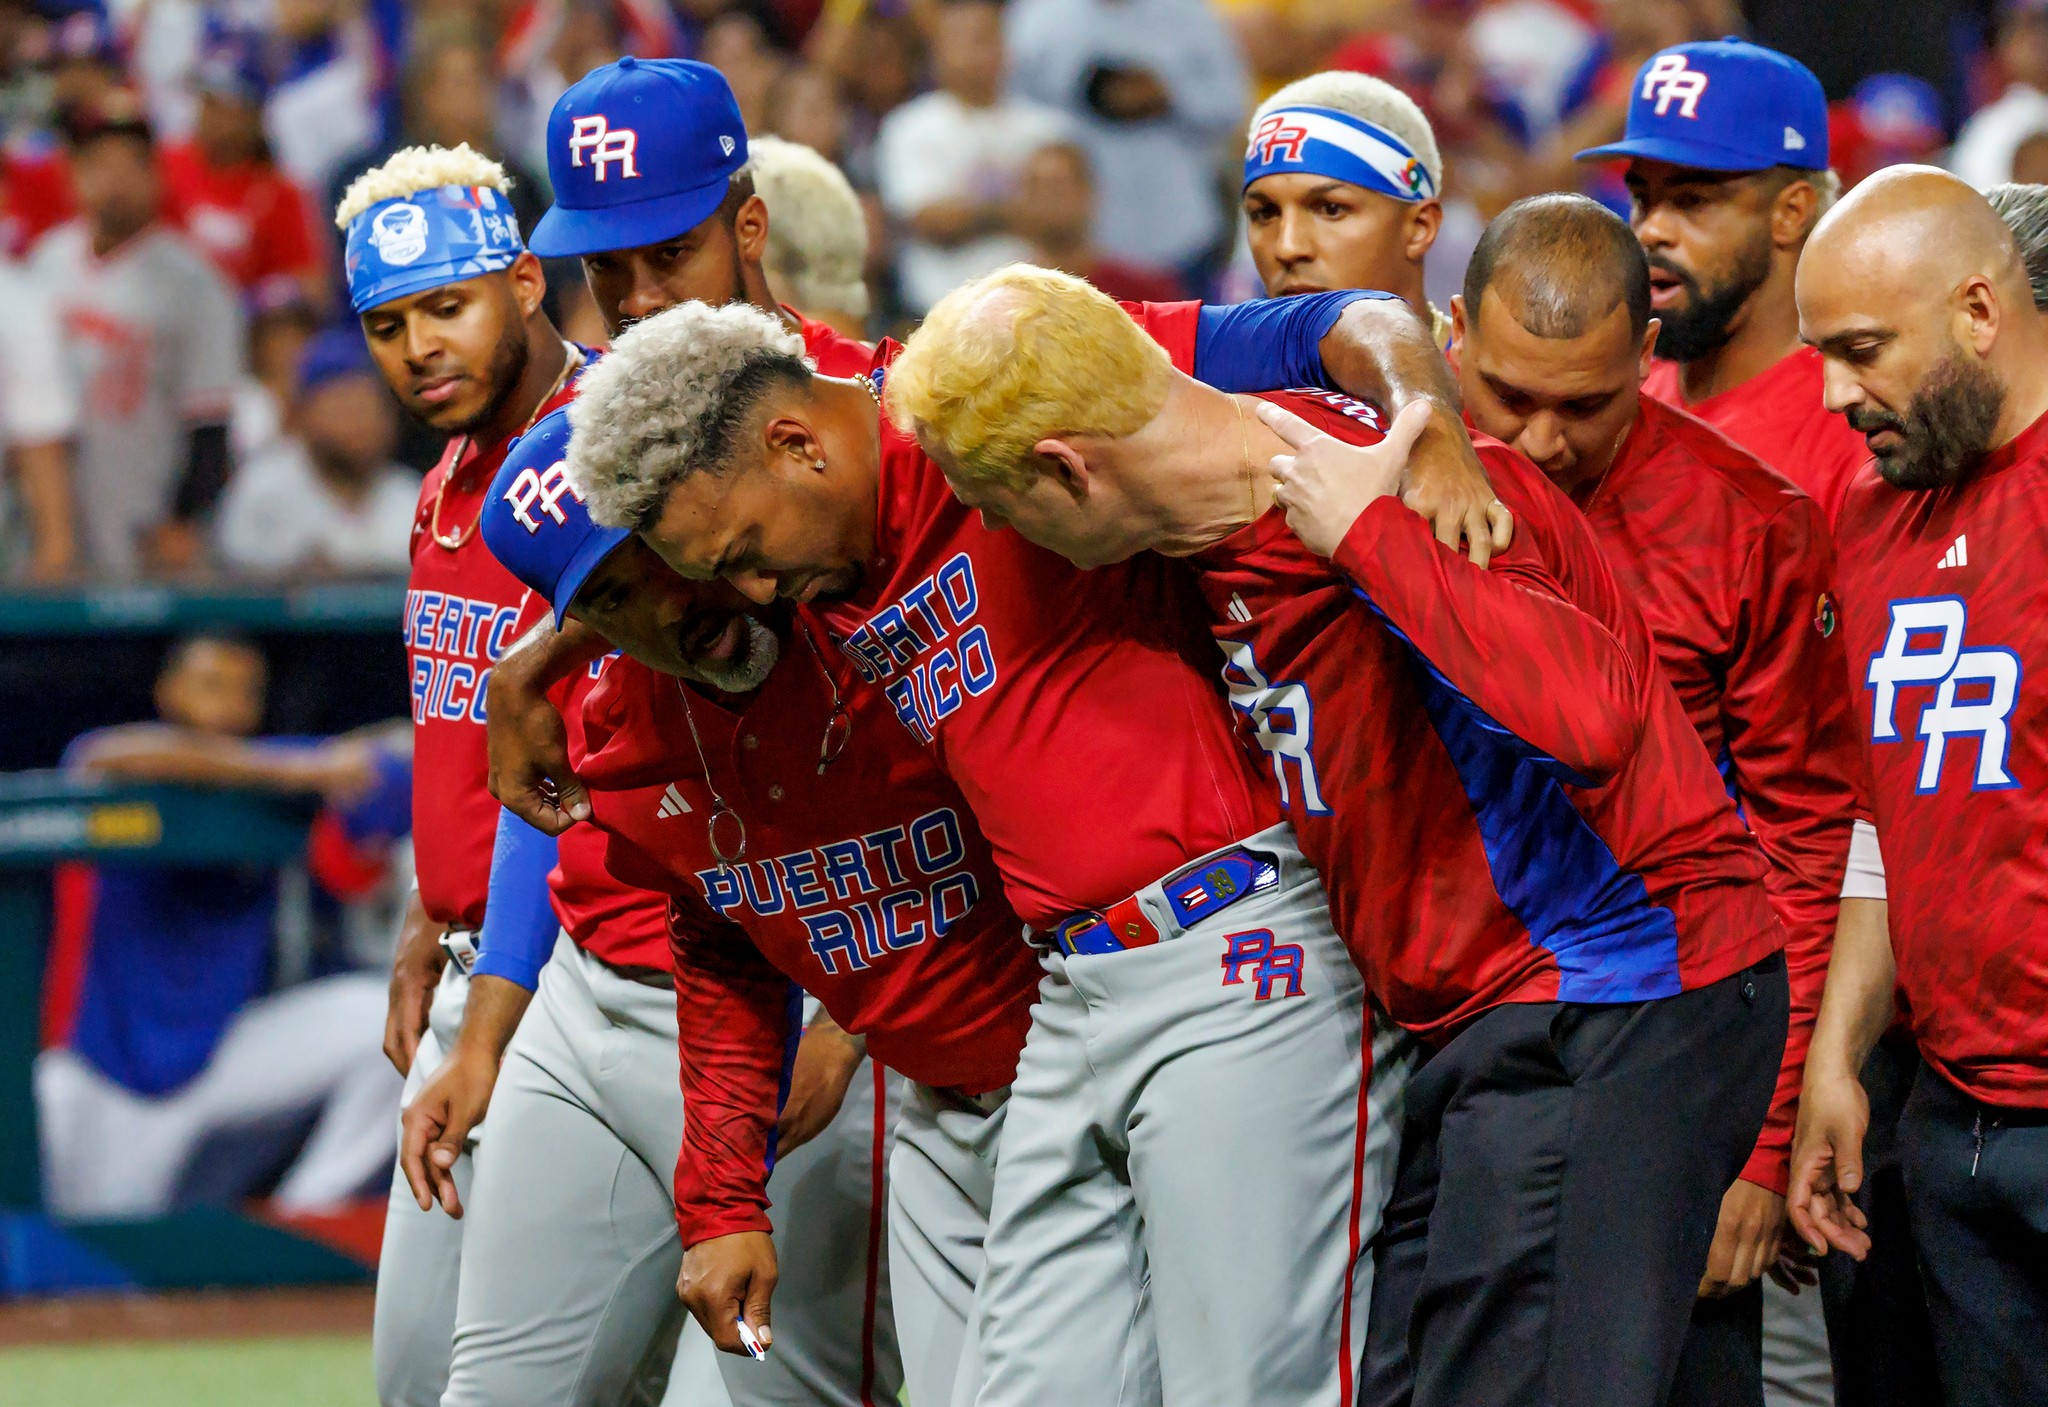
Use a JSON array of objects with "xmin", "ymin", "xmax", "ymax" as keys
[{"xmin": 0, "ymin": 0, "xmax": 2032, "ymax": 589}]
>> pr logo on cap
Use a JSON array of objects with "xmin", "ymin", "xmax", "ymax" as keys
[
  {"xmin": 569, "ymin": 115, "xmax": 640, "ymax": 181},
  {"xmin": 504, "ymin": 459, "xmax": 583, "ymax": 532},
  {"xmin": 1641, "ymin": 54, "xmax": 1708, "ymax": 118}
]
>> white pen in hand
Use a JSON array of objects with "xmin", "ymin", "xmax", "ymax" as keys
[{"xmin": 737, "ymin": 1318, "xmax": 768, "ymax": 1361}]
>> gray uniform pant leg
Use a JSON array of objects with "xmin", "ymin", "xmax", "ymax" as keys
[
  {"xmin": 887, "ymin": 1081, "xmax": 1009, "ymax": 1407},
  {"xmin": 440, "ymin": 937, "xmax": 723, "ymax": 1407},
  {"xmin": 716, "ymin": 1057, "xmax": 904, "ymax": 1407},
  {"xmin": 375, "ymin": 966, "xmax": 474, "ymax": 1407},
  {"xmin": 975, "ymin": 824, "xmax": 1416, "ymax": 1407}
]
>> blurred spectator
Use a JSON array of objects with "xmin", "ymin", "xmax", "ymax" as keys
[
  {"xmin": 752, "ymin": 133, "xmax": 873, "ymax": 335},
  {"xmin": 500, "ymin": 0, "xmax": 627, "ymax": 179},
  {"xmin": 261, "ymin": 0, "xmax": 386, "ymax": 198},
  {"xmin": 1830, "ymin": 73, "xmax": 1948, "ymax": 189},
  {"xmin": 766, "ymin": 60, "xmax": 848, "ymax": 165},
  {"xmin": 1013, "ymin": 140, "xmax": 1186, "ymax": 300},
  {"xmin": 217, "ymin": 326, "xmax": 416, "ymax": 578},
  {"xmin": 37, "ymin": 633, "xmax": 402, "ymax": 1220},
  {"xmin": 0, "ymin": 234, "xmax": 77, "ymax": 581},
  {"xmin": 235, "ymin": 298, "xmax": 323, "ymax": 468},
  {"xmin": 817, "ymin": 6, "xmax": 923, "ymax": 190},
  {"xmin": 1952, "ymin": 0, "xmax": 2048, "ymax": 190},
  {"xmin": 876, "ymin": 0, "xmax": 1067, "ymax": 313},
  {"xmin": 31, "ymin": 94, "xmax": 242, "ymax": 580},
  {"xmin": 1006, "ymin": 0, "xmax": 1248, "ymax": 286},
  {"xmin": 161, "ymin": 41, "xmax": 328, "ymax": 311},
  {"xmin": 704, "ymin": 9, "xmax": 790, "ymax": 133}
]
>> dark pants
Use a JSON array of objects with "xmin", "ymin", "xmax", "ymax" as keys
[
  {"xmin": 1363, "ymin": 956, "xmax": 1788, "ymax": 1407},
  {"xmin": 1668, "ymin": 1282, "xmax": 1763, "ymax": 1407},
  {"xmin": 1820, "ymin": 1032, "xmax": 1938, "ymax": 1407},
  {"xmin": 1897, "ymin": 1065, "xmax": 2048, "ymax": 1407}
]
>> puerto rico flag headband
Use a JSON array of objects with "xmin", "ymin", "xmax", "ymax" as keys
[
  {"xmin": 345, "ymin": 184, "xmax": 526, "ymax": 314},
  {"xmin": 1244, "ymin": 106, "xmax": 1438, "ymax": 203}
]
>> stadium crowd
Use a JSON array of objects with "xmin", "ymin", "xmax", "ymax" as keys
[{"xmin": 9, "ymin": 3, "xmax": 2048, "ymax": 1407}]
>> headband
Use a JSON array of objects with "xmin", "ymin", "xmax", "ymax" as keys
[
  {"xmin": 345, "ymin": 184, "xmax": 526, "ymax": 314},
  {"xmin": 1243, "ymin": 105, "xmax": 1438, "ymax": 203}
]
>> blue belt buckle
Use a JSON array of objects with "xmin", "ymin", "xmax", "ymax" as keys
[{"xmin": 1053, "ymin": 912, "xmax": 1122, "ymax": 957}]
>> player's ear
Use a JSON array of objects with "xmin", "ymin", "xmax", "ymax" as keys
[
  {"xmin": 1034, "ymin": 439, "xmax": 1090, "ymax": 502},
  {"xmin": 732, "ymin": 194, "xmax": 770, "ymax": 266},
  {"xmin": 1448, "ymin": 294, "xmax": 1467, "ymax": 355},
  {"xmin": 1405, "ymin": 199, "xmax": 1443, "ymax": 263},
  {"xmin": 1639, "ymin": 318, "xmax": 1661, "ymax": 381},
  {"xmin": 508, "ymin": 251, "xmax": 549, "ymax": 321},
  {"xmin": 764, "ymin": 414, "xmax": 825, "ymax": 473}
]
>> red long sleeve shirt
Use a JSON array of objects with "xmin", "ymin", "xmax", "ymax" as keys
[
  {"xmin": 1191, "ymin": 390, "xmax": 1785, "ymax": 1043},
  {"xmin": 1569, "ymin": 396, "xmax": 1859, "ymax": 1192}
]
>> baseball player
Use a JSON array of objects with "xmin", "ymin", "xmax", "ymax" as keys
[
  {"xmin": 1579, "ymin": 39, "xmax": 1868, "ymax": 524},
  {"xmin": 1241, "ymin": 71, "xmax": 1450, "ymax": 344},
  {"xmin": 555, "ymin": 289, "xmax": 1498, "ymax": 1407},
  {"xmin": 334, "ymin": 141, "xmax": 603, "ymax": 1407},
  {"xmin": 1790, "ymin": 167, "xmax": 2048, "ymax": 1407},
  {"xmin": 342, "ymin": 136, "xmax": 897, "ymax": 1405},
  {"xmin": 1448, "ymin": 194, "xmax": 1872, "ymax": 1404},
  {"xmin": 481, "ymin": 408, "xmax": 1043, "ymax": 1407},
  {"xmin": 888, "ymin": 264, "xmax": 1794, "ymax": 1407}
]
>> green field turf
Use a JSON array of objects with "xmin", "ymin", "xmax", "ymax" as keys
[{"xmin": 0, "ymin": 1333, "xmax": 371, "ymax": 1406}]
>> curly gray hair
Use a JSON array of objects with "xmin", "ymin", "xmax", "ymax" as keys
[{"xmin": 565, "ymin": 301, "xmax": 811, "ymax": 530}]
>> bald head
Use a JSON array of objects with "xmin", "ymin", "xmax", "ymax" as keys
[
  {"xmin": 1798, "ymin": 165, "xmax": 2048, "ymax": 490},
  {"xmin": 1465, "ymin": 194, "xmax": 1651, "ymax": 341}
]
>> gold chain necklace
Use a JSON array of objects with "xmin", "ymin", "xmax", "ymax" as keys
[{"xmin": 429, "ymin": 342, "xmax": 584, "ymax": 551}]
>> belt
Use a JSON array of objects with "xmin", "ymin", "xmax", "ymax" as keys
[
  {"xmin": 438, "ymin": 928, "xmax": 480, "ymax": 976},
  {"xmin": 1045, "ymin": 846, "xmax": 1278, "ymax": 958}
]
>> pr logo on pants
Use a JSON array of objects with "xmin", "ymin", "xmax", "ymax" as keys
[{"xmin": 1221, "ymin": 929, "xmax": 1306, "ymax": 1000}]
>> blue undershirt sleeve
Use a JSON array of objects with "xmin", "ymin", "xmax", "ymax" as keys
[
  {"xmin": 474, "ymin": 809, "xmax": 561, "ymax": 990},
  {"xmin": 1191, "ymin": 290, "xmax": 1399, "ymax": 392}
]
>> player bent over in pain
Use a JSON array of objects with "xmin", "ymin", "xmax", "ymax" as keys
[
  {"xmin": 559, "ymin": 300, "xmax": 1447, "ymax": 1407},
  {"xmin": 889, "ymin": 264, "xmax": 1795, "ymax": 1407}
]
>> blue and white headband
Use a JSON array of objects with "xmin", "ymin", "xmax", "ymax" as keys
[
  {"xmin": 345, "ymin": 184, "xmax": 526, "ymax": 314},
  {"xmin": 1244, "ymin": 106, "xmax": 1439, "ymax": 203}
]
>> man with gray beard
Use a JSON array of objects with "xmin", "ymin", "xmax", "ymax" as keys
[
  {"xmin": 1988, "ymin": 183, "xmax": 2048, "ymax": 308},
  {"xmin": 1791, "ymin": 164, "xmax": 2048, "ymax": 1407}
]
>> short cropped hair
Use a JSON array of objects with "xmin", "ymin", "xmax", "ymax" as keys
[
  {"xmin": 1464, "ymin": 193, "xmax": 1652, "ymax": 341},
  {"xmin": 565, "ymin": 301, "xmax": 809, "ymax": 529},
  {"xmin": 751, "ymin": 137, "xmax": 870, "ymax": 320},
  {"xmin": 334, "ymin": 143, "xmax": 512, "ymax": 229},
  {"xmin": 1253, "ymin": 71, "xmax": 1442, "ymax": 197},
  {"xmin": 888, "ymin": 264, "xmax": 1174, "ymax": 489},
  {"xmin": 1987, "ymin": 182, "xmax": 2048, "ymax": 309}
]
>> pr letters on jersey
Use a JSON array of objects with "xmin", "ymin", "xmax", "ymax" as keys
[
  {"xmin": 695, "ymin": 807, "xmax": 984, "ymax": 977},
  {"xmin": 1219, "ymin": 637, "xmax": 1330, "ymax": 814},
  {"xmin": 404, "ymin": 589, "xmax": 523, "ymax": 725},
  {"xmin": 1866, "ymin": 594, "xmax": 2023, "ymax": 793},
  {"xmin": 837, "ymin": 551, "xmax": 1000, "ymax": 744}
]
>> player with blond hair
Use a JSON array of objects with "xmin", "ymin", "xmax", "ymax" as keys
[
  {"xmin": 750, "ymin": 135, "xmax": 871, "ymax": 337},
  {"xmin": 890, "ymin": 263, "xmax": 1797, "ymax": 1407}
]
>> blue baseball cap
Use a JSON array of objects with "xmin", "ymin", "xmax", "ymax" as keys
[
  {"xmin": 1577, "ymin": 38, "xmax": 1828, "ymax": 173},
  {"xmin": 297, "ymin": 324, "xmax": 379, "ymax": 396},
  {"xmin": 530, "ymin": 57, "xmax": 749, "ymax": 257},
  {"xmin": 481, "ymin": 408, "xmax": 630, "ymax": 628}
]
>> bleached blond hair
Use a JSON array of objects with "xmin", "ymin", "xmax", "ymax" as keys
[
  {"xmin": 888, "ymin": 264, "xmax": 1172, "ymax": 489},
  {"xmin": 565, "ymin": 301, "xmax": 810, "ymax": 529},
  {"xmin": 1254, "ymin": 71, "xmax": 1443, "ymax": 196},
  {"xmin": 751, "ymin": 137, "xmax": 871, "ymax": 320},
  {"xmin": 333, "ymin": 143, "xmax": 513, "ymax": 230}
]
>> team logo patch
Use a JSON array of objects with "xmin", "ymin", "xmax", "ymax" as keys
[
  {"xmin": 1400, "ymin": 157, "xmax": 1427, "ymax": 196},
  {"xmin": 1640, "ymin": 54, "xmax": 1709, "ymax": 119},
  {"xmin": 503, "ymin": 459, "xmax": 584, "ymax": 532},
  {"xmin": 1866, "ymin": 595, "xmax": 2022, "ymax": 792},
  {"xmin": 569, "ymin": 114, "xmax": 641, "ymax": 181},
  {"xmin": 1220, "ymin": 929, "xmax": 1306, "ymax": 1001},
  {"xmin": 369, "ymin": 203, "xmax": 429, "ymax": 266},
  {"xmin": 1249, "ymin": 113, "xmax": 1309, "ymax": 164},
  {"xmin": 1814, "ymin": 591, "xmax": 1837, "ymax": 638}
]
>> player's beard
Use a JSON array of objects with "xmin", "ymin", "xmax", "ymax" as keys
[
  {"xmin": 1847, "ymin": 350, "xmax": 2005, "ymax": 491},
  {"xmin": 1646, "ymin": 228, "xmax": 1773, "ymax": 364},
  {"xmin": 693, "ymin": 616, "xmax": 781, "ymax": 693},
  {"xmin": 445, "ymin": 317, "xmax": 534, "ymax": 437}
]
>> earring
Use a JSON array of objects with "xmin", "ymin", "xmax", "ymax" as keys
[{"xmin": 813, "ymin": 458, "xmax": 827, "ymax": 471}]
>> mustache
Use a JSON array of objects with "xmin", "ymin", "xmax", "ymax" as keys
[
  {"xmin": 1845, "ymin": 405, "xmax": 1905, "ymax": 436},
  {"xmin": 1643, "ymin": 252, "xmax": 1700, "ymax": 293}
]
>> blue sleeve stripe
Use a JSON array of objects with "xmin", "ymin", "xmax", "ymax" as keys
[
  {"xmin": 475, "ymin": 810, "xmax": 561, "ymax": 991},
  {"xmin": 1193, "ymin": 290, "xmax": 1396, "ymax": 393},
  {"xmin": 762, "ymin": 983, "xmax": 805, "ymax": 1174},
  {"xmin": 1349, "ymin": 586, "xmax": 1684, "ymax": 1003}
]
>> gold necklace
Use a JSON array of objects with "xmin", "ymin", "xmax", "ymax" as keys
[{"xmin": 429, "ymin": 342, "xmax": 585, "ymax": 551}]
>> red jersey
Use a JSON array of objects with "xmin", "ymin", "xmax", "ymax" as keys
[
  {"xmin": 404, "ymin": 365, "xmax": 585, "ymax": 928},
  {"xmin": 1642, "ymin": 348, "xmax": 1869, "ymax": 525},
  {"xmin": 1572, "ymin": 395, "xmax": 1860, "ymax": 1191},
  {"xmin": 1191, "ymin": 391, "xmax": 1783, "ymax": 1042},
  {"xmin": 1835, "ymin": 409, "xmax": 2048, "ymax": 1107},
  {"xmin": 819, "ymin": 339, "xmax": 1276, "ymax": 927},
  {"xmin": 160, "ymin": 145, "xmax": 322, "ymax": 301},
  {"xmin": 574, "ymin": 632, "xmax": 1043, "ymax": 1241}
]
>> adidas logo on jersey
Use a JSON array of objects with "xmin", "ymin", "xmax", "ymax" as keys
[
  {"xmin": 1937, "ymin": 534, "xmax": 1969, "ymax": 570},
  {"xmin": 1228, "ymin": 593, "xmax": 1253, "ymax": 624},
  {"xmin": 656, "ymin": 783, "xmax": 692, "ymax": 819}
]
